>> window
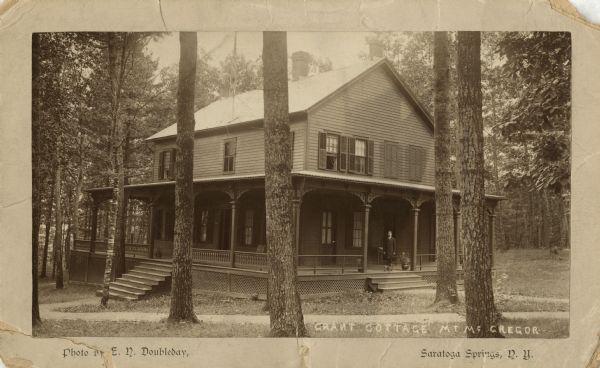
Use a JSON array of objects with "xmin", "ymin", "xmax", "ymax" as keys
[
  {"xmin": 354, "ymin": 139, "xmax": 367, "ymax": 174},
  {"xmin": 321, "ymin": 211, "xmax": 334, "ymax": 245},
  {"xmin": 223, "ymin": 138, "xmax": 236, "ymax": 173},
  {"xmin": 384, "ymin": 141, "xmax": 400, "ymax": 178},
  {"xmin": 158, "ymin": 149, "xmax": 176, "ymax": 180},
  {"xmin": 199, "ymin": 209, "xmax": 209, "ymax": 242},
  {"xmin": 319, "ymin": 132, "xmax": 374, "ymax": 175},
  {"xmin": 325, "ymin": 135, "xmax": 339, "ymax": 170},
  {"xmin": 348, "ymin": 138, "xmax": 374, "ymax": 175},
  {"xmin": 244, "ymin": 209, "xmax": 254, "ymax": 245},
  {"xmin": 352, "ymin": 211, "xmax": 363, "ymax": 248},
  {"xmin": 408, "ymin": 145, "xmax": 425, "ymax": 181}
]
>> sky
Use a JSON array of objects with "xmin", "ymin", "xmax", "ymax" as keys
[{"xmin": 146, "ymin": 32, "xmax": 374, "ymax": 71}]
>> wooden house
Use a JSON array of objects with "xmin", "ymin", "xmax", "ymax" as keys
[{"xmin": 71, "ymin": 50, "xmax": 502, "ymax": 300}]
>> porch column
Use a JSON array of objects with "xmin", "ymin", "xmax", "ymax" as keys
[
  {"xmin": 229, "ymin": 200, "xmax": 237, "ymax": 268},
  {"xmin": 362, "ymin": 204, "xmax": 371, "ymax": 273},
  {"xmin": 488, "ymin": 212, "xmax": 496, "ymax": 269},
  {"xmin": 89, "ymin": 201, "xmax": 99, "ymax": 254},
  {"xmin": 292, "ymin": 198, "xmax": 301, "ymax": 259},
  {"xmin": 148, "ymin": 204, "xmax": 156, "ymax": 259},
  {"xmin": 453, "ymin": 210, "xmax": 461, "ymax": 267},
  {"xmin": 412, "ymin": 208, "xmax": 420, "ymax": 271}
]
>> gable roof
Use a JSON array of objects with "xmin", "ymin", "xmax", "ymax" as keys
[{"xmin": 147, "ymin": 58, "xmax": 433, "ymax": 141}]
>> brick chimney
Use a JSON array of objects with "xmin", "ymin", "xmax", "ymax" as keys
[
  {"xmin": 291, "ymin": 51, "xmax": 311, "ymax": 80},
  {"xmin": 368, "ymin": 39, "xmax": 385, "ymax": 60}
]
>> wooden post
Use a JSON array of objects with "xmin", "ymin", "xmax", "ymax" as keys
[
  {"xmin": 362, "ymin": 204, "xmax": 371, "ymax": 273},
  {"xmin": 412, "ymin": 208, "xmax": 420, "ymax": 270},
  {"xmin": 489, "ymin": 213, "xmax": 496, "ymax": 269},
  {"xmin": 229, "ymin": 200, "xmax": 236, "ymax": 268},
  {"xmin": 148, "ymin": 204, "xmax": 156, "ymax": 258}
]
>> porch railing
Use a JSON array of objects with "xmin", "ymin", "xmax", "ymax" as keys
[
  {"xmin": 234, "ymin": 251, "xmax": 267, "ymax": 269},
  {"xmin": 74, "ymin": 239, "xmax": 150, "ymax": 258},
  {"xmin": 297, "ymin": 254, "xmax": 363, "ymax": 275},
  {"xmin": 415, "ymin": 253, "xmax": 437, "ymax": 271},
  {"xmin": 192, "ymin": 248, "xmax": 230, "ymax": 265}
]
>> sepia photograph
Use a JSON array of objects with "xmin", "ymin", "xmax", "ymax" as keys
[{"xmin": 29, "ymin": 30, "xmax": 571, "ymax": 340}]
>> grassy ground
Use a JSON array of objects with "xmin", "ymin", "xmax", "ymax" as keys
[
  {"xmin": 54, "ymin": 288, "xmax": 568, "ymax": 314},
  {"xmin": 33, "ymin": 317, "xmax": 568, "ymax": 338},
  {"xmin": 493, "ymin": 248, "xmax": 570, "ymax": 299},
  {"xmin": 38, "ymin": 279, "xmax": 98, "ymax": 304}
]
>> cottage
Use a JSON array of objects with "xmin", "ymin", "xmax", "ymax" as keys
[{"xmin": 71, "ymin": 49, "xmax": 502, "ymax": 300}]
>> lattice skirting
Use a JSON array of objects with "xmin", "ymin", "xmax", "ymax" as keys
[{"xmin": 191, "ymin": 269, "xmax": 366, "ymax": 295}]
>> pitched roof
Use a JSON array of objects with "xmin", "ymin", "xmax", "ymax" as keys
[{"xmin": 147, "ymin": 58, "xmax": 432, "ymax": 141}]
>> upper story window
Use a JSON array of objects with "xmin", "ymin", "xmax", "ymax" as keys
[
  {"xmin": 408, "ymin": 145, "xmax": 425, "ymax": 182},
  {"xmin": 325, "ymin": 134, "xmax": 339, "ymax": 170},
  {"xmin": 319, "ymin": 132, "xmax": 374, "ymax": 175},
  {"xmin": 223, "ymin": 138, "xmax": 237, "ymax": 173},
  {"xmin": 158, "ymin": 148, "xmax": 176, "ymax": 180},
  {"xmin": 351, "ymin": 138, "xmax": 367, "ymax": 174}
]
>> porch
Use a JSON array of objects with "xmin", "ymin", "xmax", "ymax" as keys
[{"xmin": 74, "ymin": 173, "xmax": 498, "ymax": 279}]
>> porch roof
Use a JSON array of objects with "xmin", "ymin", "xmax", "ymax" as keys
[{"xmin": 87, "ymin": 171, "xmax": 505, "ymax": 201}]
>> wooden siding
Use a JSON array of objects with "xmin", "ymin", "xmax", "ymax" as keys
[
  {"xmin": 152, "ymin": 121, "xmax": 307, "ymax": 181},
  {"xmin": 307, "ymin": 65, "xmax": 435, "ymax": 186}
]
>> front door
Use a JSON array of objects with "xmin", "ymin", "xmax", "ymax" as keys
[{"xmin": 320, "ymin": 210, "xmax": 337, "ymax": 265}]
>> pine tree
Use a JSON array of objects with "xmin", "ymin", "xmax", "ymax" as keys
[
  {"xmin": 457, "ymin": 31, "xmax": 500, "ymax": 337},
  {"xmin": 262, "ymin": 31, "xmax": 306, "ymax": 337},
  {"xmin": 168, "ymin": 32, "xmax": 199, "ymax": 323},
  {"xmin": 433, "ymin": 31, "xmax": 458, "ymax": 304}
]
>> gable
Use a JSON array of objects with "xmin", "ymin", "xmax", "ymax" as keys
[{"xmin": 306, "ymin": 63, "xmax": 435, "ymax": 185}]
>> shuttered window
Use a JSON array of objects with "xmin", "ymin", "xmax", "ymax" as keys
[
  {"xmin": 158, "ymin": 148, "xmax": 176, "ymax": 180},
  {"xmin": 318, "ymin": 132, "xmax": 340, "ymax": 171},
  {"xmin": 348, "ymin": 138, "xmax": 374, "ymax": 175},
  {"xmin": 408, "ymin": 145, "xmax": 425, "ymax": 181},
  {"xmin": 223, "ymin": 138, "xmax": 237, "ymax": 173},
  {"xmin": 384, "ymin": 142, "xmax": 400, "ymax": 178}
]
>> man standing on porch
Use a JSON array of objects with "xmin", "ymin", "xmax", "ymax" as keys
[{"xmin": 384, "ymin": 230, "xmax": 397, "ymax": 271}]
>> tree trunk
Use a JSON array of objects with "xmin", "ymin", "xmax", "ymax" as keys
[
  {"xmin": 32, "ymin": 32, "xmax": 42, "ymax": 324},
  {"xmin": 41, "ymin": 179, "xmax": 55, "ymax": 278},
  {"xmin": 457, "ymin": 31, "xmax": 499, "ymax": 338},
  {"xmin": 433, "ymin": 32, "xmax": 458, "ymax": 304},
  {"xmin": 263, "ymin": 31, "xmax": 307, "ymax": 337},
  {"xmin": 168, "ymin": 32, "xmax": 198, "ymax": 323},
  {"xmin": 53, "ymin": 158, "xmax": 64, "ymax": 289},
  {"xmin": 100, "ymin": 33, "xmax": 126, "ymax": 306}
]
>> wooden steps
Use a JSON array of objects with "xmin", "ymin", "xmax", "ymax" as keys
[
  {"xmin": 96, "ymin": 260, "xmax": 172, "ymax": 301},
  {"xmin": 367, "ymin": 272, "xmax": 433, "ymax": 292}
]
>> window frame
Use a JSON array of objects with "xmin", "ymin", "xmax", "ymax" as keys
[
  {"xmin": 351, "ymin": 211, "xmax": 363, "ymax": 248},
  {"xmin": 223, "ymin": 138, "xmax": 237, "ymax": 174}
]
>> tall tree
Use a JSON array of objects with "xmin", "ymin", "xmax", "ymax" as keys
[
  {"xmin": 32, "ymin": 32, "xmax": 42, "ymax": 324},
  {"xmin": 168, "ymin": 32, "xmax": 199, "ymax": 323},
  {"xmin": 53, "ymin": 147, "xmax": 64, "ymax": 289},
  {"xmin": 100, "ymin": 33, "xmax": 126, "ymax": 306},
  {"xmin": 433, "ymin": 31, "xmax": 457, "ymax": 304},
  {"xmin": 262, "ymin": 31, "xmax": 306, "ymax": 337},
  {"xmin": 457, "ymin": 31, "xmax": 499, "ymax": 337}
]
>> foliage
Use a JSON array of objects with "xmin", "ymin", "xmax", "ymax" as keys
[{"xmin": 496, "ymin": 32, "xmax": 571, "ymax": 194}]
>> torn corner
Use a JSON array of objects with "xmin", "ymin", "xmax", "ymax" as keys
[
  {"xmin": 587, "ymin": 332, "xmax": 600, "ymax": 368},
  {"xmin": 549, "ymin": 0, "xmax": 600, "ymax": 31}
]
